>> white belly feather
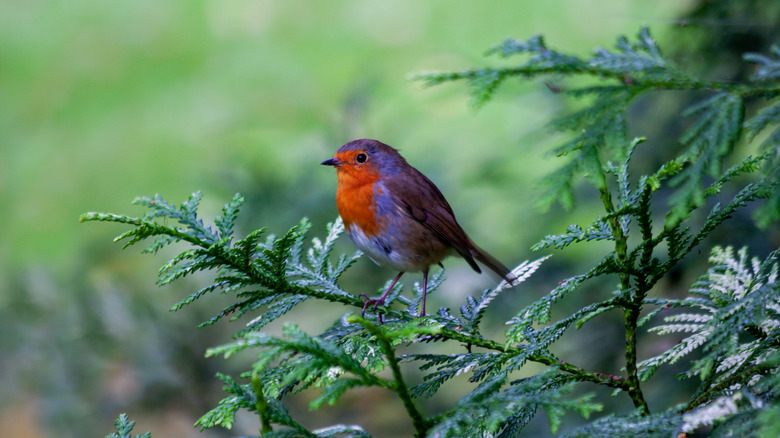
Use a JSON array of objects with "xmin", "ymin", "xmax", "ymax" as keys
[{"xmin": 347, "ymin": 226, "xmax": 422, "ymax": 272}]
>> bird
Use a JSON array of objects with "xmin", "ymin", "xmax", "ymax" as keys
[{"xmin": 321, "ymin": 138, "xmax": 514, "ymax": 318}]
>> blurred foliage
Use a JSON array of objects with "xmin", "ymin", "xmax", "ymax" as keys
[{"xmin": 3, "ymin": 1, "xmax": 780, "ymax": 437}]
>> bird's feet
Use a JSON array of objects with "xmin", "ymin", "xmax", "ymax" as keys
[{"xmin": 359, "ymin": 293, "xmax": 385, "ymax": 324}]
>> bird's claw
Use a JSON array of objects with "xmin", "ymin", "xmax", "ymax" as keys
[{"xmin": 359, "ymin": 293, "xmax": 385, "ymax": 324}]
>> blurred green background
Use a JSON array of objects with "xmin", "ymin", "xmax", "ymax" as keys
[{"xmin": 3, "ymin": 1, "xmax": 778, "ymax": 437}]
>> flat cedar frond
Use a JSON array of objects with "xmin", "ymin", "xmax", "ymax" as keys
[
  {"xmin": 561, "ymin": 409, "xmax": 684, "ymax": 438},
  {"xmin": 214, "ymin": 193, "xmax": 244, "ymax": 241},
  {"xmin": 455, "ymin": 257, "xmax": 550, "ymax": 333},
  {"xmin": 84, "ymin": 195, "xmax": 376, "ymax": 332},
  {"xmin": 667, "ymin": 92, "xmax": 745, "ymax": 225},
  {"xmin": 640, "ymin": 247, "xmax": 779, "ymax": 403},
  {"xmin": 486, "ymin": 34, "xmax": 583, "ymax": 67},
  {"xmin": 744, "ymin": 101, "xmax": 780, "ymax": 142},
  {"xmin": 505, "ymin": 252, "xmax": 621, "ymax": 337},
  {"xmin": 505, "ymin": 297, "xmax": 620, "ymax": 369},
  {"xmin": 532, "ymin": 220, "xmax": 614, "ymax": 251},
  {"xmin": 106, "ymin": 414, "xmax": 151, "ymax": 438},
  {"xmin": 195, "ymin": 373, "xmax": 324, "ymax": 436},
  {"xmin": 407, "ymin": 352, "xmax": 505, "ymax": 398},
  {"xmin": 194, "ymin": 373, "xmax": 252, "ymax": 431},
  {"xmin": 742, "ymin": 99, "xmax": 780, "ymax": 229},
  {"xmin": 208, "ymin": 323, "xmax": 390, "ymax": 412},
  {"xmin": 589, "ymin": 27, "xmax": 668, "ymax": 76},
  {"xmin": 548, "ymin": 88, "xmax": 634, "ymax": 152},
  {"xmin": 415, "ymin": 27, "xmax": 779, "ymax": 222},
  {"xmin": 744, "ymin": 44, "xmax": 780, "ymax": 81},
  {"xmin": 426, "ymin": 371, "xmax": 600, "ymax": 438}
]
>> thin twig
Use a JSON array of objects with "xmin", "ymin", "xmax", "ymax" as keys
[{"xmin": 358, "ymin": 319, "xmax": 430, "ymax": 437}]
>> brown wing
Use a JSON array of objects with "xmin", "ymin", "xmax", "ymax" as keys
[
  {"xmin": 384, "ymin": 168, "xmax": 478, "ymax": 269},
  {"xmin": 384, "ymin": 167, "xmax": 514, "ymax": 280}
]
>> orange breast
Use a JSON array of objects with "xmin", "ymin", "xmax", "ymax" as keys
[{"xmin": 335, "ymin": 167, "xmax": 384, "ymax": 236}]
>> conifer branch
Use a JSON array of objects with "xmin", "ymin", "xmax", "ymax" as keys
[
  {"xmin": 686, "ymin": 359, "xmax": 773, "ymax": 412},
  {"xmin": 353, "ymin": 317, "xmax": 429, "ymax": 437},
  {"xmin": 434, "ymin": 327, "xmax": 629, "ymax": 389},
  {"xmin": 598, "ymin": 164, "xmax": 650, "ymax": 412}
]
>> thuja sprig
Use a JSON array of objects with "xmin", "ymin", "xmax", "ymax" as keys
[
  {"xmin": 81, "ymin": 193, "xmax": 370, "ymax": 331},
  {"xmin": 105, "ymin": 413, "xmax": 151, "ymax": 438},
  {"xmin": 507, "ymin": 139, "xmax": 773, "ymax": 413},
  {"xmin": 414, "ymin": 27, "xmax": 780, "ymax": 225},
  {"xmin": 640, "ymin": 247, "xmax": 779, "ymax": 390},
  {"xmin": 83, "ymin": 192, "xmax": 607, "ymax": 435}
]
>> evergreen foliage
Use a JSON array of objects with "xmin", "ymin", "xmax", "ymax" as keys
[
  {"xmin": 87, "ymin": 27, "xmax": 778, "ymax": 437},
  {"xmin": 106, "ymin": 413, "xmax": 151, "ymax": 438}
]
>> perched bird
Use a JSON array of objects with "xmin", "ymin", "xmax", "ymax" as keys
[{"xmin": 322, "ymin": 139, "xmax": 514, "ymax": 317}]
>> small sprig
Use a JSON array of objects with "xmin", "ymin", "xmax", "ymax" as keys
[
  {"xmin": 82, "ymin": 196, "xmax": 373, "ymax": 334},
  {"xmin": 639, "ymin": 246, "xmax": 779, "ymax": 392},
  {"xmin": 426, "ymin": 370, "xmax": 601, "ymax": 438},
  {"xmin": 744, "ymin": 44, "xmax": 780, "ymax": 81},
  {"xmin": 105, "ymin": 414, "xmax": 151, "ymax": 438}
]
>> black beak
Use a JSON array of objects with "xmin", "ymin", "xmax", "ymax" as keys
[{"xmin": 321, "ymin": 158, "xmax": 340, "ymax": 166}]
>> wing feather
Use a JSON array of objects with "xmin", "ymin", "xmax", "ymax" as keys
[{"xmin": 384, "ymin": 170, "xmax": 482, "ymax": 273}]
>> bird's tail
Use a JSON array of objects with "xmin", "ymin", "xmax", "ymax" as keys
[{"xmin": 470, "ymin": 245, "xmax": 516, "ymax": 285}]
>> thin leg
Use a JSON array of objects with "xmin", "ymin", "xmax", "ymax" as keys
[
  {"xmin": 360, "ymin": 272, "xmax": 404, "ymax": 318},
  {"xmin": 419, "ymin": 268, "xmax": 429, "ymax": 317}
]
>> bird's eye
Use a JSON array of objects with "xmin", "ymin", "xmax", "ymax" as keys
[{"xmin": 356, "ymin": 153, "xmax": 367, "ymax": 163}]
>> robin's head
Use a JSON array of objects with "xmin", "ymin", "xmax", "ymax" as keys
[{"xmin": 321, "ymin": 139, "xmax": 406, "ymax": 178}]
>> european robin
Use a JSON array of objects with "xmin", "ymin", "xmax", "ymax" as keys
[{"xmin": 322, "ymin": 139, "xmax": 514, "ymax": 317}]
